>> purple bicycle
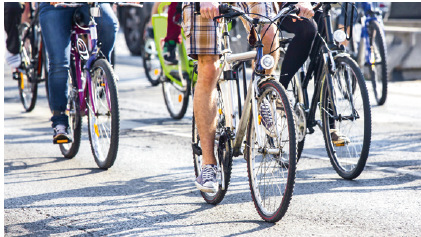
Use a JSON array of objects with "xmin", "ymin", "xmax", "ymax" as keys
[{"xmin": 54, "ymin": 2, "xmax": 124, "ymax": 169}]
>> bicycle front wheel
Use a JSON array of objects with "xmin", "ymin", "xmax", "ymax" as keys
[
  {"xmin": 246, "ymin": 80, "xmax": 296, "ymax": 223},
  {"xmin": 321, "ymin": 56, "xmax": 372, "ymax": 180},
  {"xmin": 87, "ymin": 59, "xmax": 120, "ymax": 169},
  {"xmin": 18, "ymin": 23, "xmax": 38, "ymax": 112},
  {"xmin": 367, "ymin": 20, "xmax": 388, "ymax": 105},
  {"xmin": 60, "ymin": 61, "xmax": 82, "ymax": 158},
  {"xmin": 162, "ymin": 72, "xmax": 190, "ymax": 120},
  {"xmin": 192, "ymin": 85, "xmax": 233, "ymax": 204}
]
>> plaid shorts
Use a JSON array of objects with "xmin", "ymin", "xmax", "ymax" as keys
[{"xmin": 182, "ymin": 2, "xmax": 278, "ymax": 60}]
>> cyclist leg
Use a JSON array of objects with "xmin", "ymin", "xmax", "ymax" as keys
[
  {"xmin": 4, "ymin": 2, "xmax": 24, "ymax": 69},
  {"xmin": 278, "ymin": 15, "xmax": 317, "ymax": 89},
  {"xmin": 182, "ymin": 3, "xmax": 222, "ymax": 192},
  {"xmin": 39, "ymin": 3, "xmax": 76, "ymax": 142},
  {"xmin": 163, "ymin": 2, "xmax": 182, "ymax": 65}
]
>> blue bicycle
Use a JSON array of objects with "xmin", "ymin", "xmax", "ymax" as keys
[{"xmin": 348, "ymin": 2, "xmax": 388, "ymax": 105}]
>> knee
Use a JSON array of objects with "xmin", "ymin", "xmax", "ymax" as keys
[{"xmin": 197, "ymin": 55, "xmax": 219, "ymax": 87}]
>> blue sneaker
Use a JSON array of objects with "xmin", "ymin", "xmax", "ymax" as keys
[{"xmin": 195, "ymin": 164, "xmax": 218, "ymax": 193}]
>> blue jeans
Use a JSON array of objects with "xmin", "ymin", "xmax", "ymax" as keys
[{"xmin": 39, "ymin": 3, "xmax": 118, "ymax": 128}]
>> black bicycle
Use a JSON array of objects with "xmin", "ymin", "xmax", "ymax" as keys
[
  {"xmin": 280, "ymin": 3, "xmax": 372, "ymax": 180},
  {"xmin": 13, "ymin": 3, "xmax": 49, "ymax": 112}
]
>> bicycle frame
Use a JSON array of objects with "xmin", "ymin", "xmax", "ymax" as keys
[
  {"xmin": 216, "ymin": 18, "xmax": 280, "ymax": 157},
  {"xmin": 69, "ymin": 4, "xmax": 106, "ymax": 116}
]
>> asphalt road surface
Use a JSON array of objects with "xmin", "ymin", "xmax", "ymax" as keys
[{"xmin": 4, "ymin": 31, "xmax": 421, "ymax": 236}]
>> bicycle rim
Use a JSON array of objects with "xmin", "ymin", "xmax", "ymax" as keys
[
  {"xmin": 247, "ymin": 80, "xmax": 296, "ymax": 223},
  {"xmin": 19, "ymin": 26, "xmax": 37, "ymax": 112},
  {"xmin": 321, "ymin": 56, "xmax": 371, "ymax": 180},
  {"xmin": 59, "ymin": 68, "xmax": 81, "ymax": 158},
  {"xmin": 88, "ymin": 59, "xmax": 120, "ymax": 169},
  {"xmin": 162, "ymin": 71, "xmax": 190, "ymax": 119}
]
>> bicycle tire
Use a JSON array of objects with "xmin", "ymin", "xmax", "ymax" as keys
[
  {"xmin": 18, "ymin": 23, "xmax": 38, "ymax": 112},
  {"xmin": 87, "ymin": 59, "xmax": 120, "ymax": 169},
  {"xmin": 42, "ymin": 42, "xmax": 51, "ymax": 110},
  {"xmin": 246, "ymin": 80, "xmax": 296, "ymax": 223},
  {"xmin": 367, "ymin": 20, "xmax": 388, "ymax": 106},
  {"xmin": 162, "ymin": 73, "xmax": 190, "ymax": 120},
  {"xmin": 59, "ymin": 61, "xmax": 82, "ymax": 158},
  {"xmin": 192, "ymin": 90, "xmax": 233, "ymax": 204},
  {"xmin": 320, "ymin": 55, "xmax": 371, "ymax": 180},
  {"xmin": 141, "ymin": 19, "xmax": 161, "ymax": 86}
]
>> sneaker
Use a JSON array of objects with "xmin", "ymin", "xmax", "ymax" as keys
[
  {"xmin": 195, "ymin": 164, "xmax": 218, "ymax": 193},
  {"xmin": 5, "ymin": 51, "xmax": 22, "ymax": 69},
  {"xmin": 53, "ymin": 124, "xmax": 72, "ymax": 144},
  {"xmin": 330, "ymin": 129, "xmax": 350, "ymax": 146},
  {"xmin": 163, "ymin": 40, "xmax": 178, "ymax": 65}
]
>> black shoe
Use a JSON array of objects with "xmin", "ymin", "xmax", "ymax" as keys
[
  {"xmin": 163, "ymin": 40, "xmax": 178, "ymax": 65},
  {"xmin": 53, "ymin": 124, "xmax": 72, "ymax": 144}
]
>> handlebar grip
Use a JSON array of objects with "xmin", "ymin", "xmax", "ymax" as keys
[
  {"xmin": 194, "ymin": 2, "xmax": 200, "ymax": 15},
  {"xmin": 290, "ymin": 5, "xmax": 300, "ymax": 15},
  {"xmin": 219, "ymin": 3, "xmax": 230, "ymax": 14}
]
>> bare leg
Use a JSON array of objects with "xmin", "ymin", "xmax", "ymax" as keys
[{"xmin": 194, "ymin": 55, "xmax": 220, "ymax": 166}]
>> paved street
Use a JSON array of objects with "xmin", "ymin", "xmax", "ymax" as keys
[{"xmin": 4, "ymin": 31, "xmax": 421, "ymax": 236}]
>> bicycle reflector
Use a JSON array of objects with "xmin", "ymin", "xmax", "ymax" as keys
[
  {"xmin": 77, "ymin": 38, "xmax": 89, "ymax": 60},
  {"xmin": 261, "ymin": 55, "xmax": 275, "ymax": 70},
  {"xmin": 333, "ymin": 30, "xmax": 347, "ymax": 43}
]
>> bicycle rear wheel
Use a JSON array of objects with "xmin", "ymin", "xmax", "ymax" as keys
[
  {"xmin": 87, "ymin": 59, "xmax": 120, "ymax": 169},
  {"xmin": 18, "ymin": 23, "xmax": 38, "ymax": 112},
  {"xmin": 162, "ymin": 70, "xmax": 190, "ymax": 120},
  {"xmin": 60, "ymin": 61, "xmax": 82, "ymax": 158},
  {"xmin": 142, "ymin": 20, "xmax": 161, "ymax": 86},
  {"xmin": 246, "ymin": 80, "xmax": 296, "ymax": 223},
  {"xmin": 367, "ymin": 20, "xmax": 388, "ymax": 105},
  {"xmin": 192, "ymin": 85, "xmax": 233, "ymax": 205},
  {"xmin": 320, "ymin": 56, "xmax": 371, "ymax": 180}
]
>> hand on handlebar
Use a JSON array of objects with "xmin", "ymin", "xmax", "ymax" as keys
[
  {"xmin": 200, "ymin": 2, "xmax": 220, "ymax": 19},
  {"xmin": 295, "ymin": 2, "xmax": 314, "ymax": 19}
]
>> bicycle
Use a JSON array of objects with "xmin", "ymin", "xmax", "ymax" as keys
[
  {"xmin": 279, "ymin": 3, "xmax": 372, "ymax": 180},
  {"xmin": 53, "ymin": 3, "xmax": 138, "ymax": 169},
  {"xmin": 192, "ymin": 3, "xmax": 298, "ymax": 223},
  {"xmin": 13, "ymin": 3, "xmax": 49, "ymax": 112},
  {"xmin": 142, "ymin": 2, "xmax": 196, "ymax": 119},
  {"xmin": 346, "ymin": 2, "xmax": 388, "ymax": 105}
]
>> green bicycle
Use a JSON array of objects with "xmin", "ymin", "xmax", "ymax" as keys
[{"xmin": 142, "ymin": 2, "xmax": 197, "ymax": 119}]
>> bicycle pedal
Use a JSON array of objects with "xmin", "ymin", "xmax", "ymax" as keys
[
  {"xmin": 192, "ymin": 143, "xmax": 202, "ymax": 156},
  {"xmin": 12, "ymin": 72, "xmax": 21, "ymax": 80}
]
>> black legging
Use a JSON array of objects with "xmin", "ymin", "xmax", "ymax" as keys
[
  {"xmin": 4, "ymin": 3, "xmax": 24, "ymax": 55},
  {"xmin": 278, "ymin": 14, "xmax": 318, "ymax": 89}
]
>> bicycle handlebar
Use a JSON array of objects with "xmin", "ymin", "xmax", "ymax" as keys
[{"xmin": 193, "ymin": 3, "xmax": 324, "ymax": 26}]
